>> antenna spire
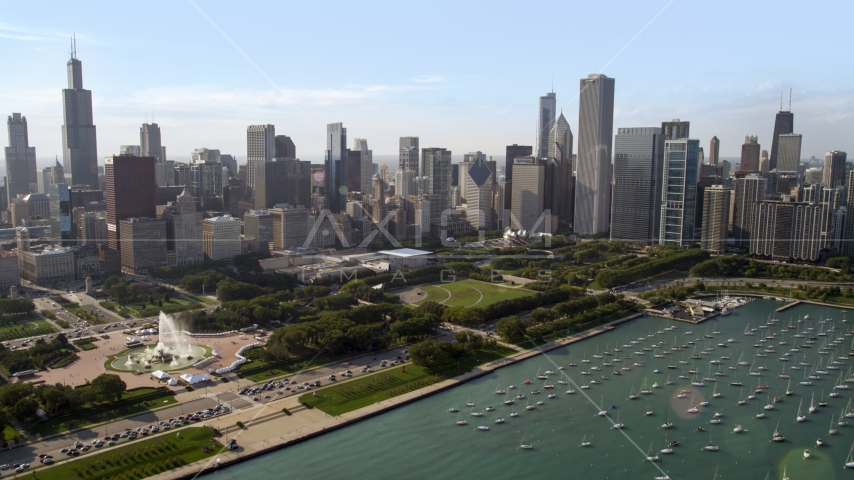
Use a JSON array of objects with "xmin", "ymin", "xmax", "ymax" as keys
[
  {"xmin": 789, "ymin": 88, "xmax": 792, "ymax": 111},
  {"xmin": 780, "ymin": 92, "xmax": 782, "ymax": 111}
]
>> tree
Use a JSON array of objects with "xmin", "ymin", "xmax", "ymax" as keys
[
  {"xmin": 496, "ymin": 316, "xmax": 526, "ymax": 343},
  {"xmin": 91, "ymin": 374, "xmax": 127, "ymax": 403},
  {"xmin": 408, "ymin": 340, "xmax": 437, "ymax": 366},
  {"xmin": 10, "ymin": 397, "xmax": 39, "ymax": 422},
  {"xmin": 0, "ymin": 383, "xmax": 34, "ymax": 408},
  {"xmin": 827, "ymin": 256, "xmax": 850, "ymax": 273}
]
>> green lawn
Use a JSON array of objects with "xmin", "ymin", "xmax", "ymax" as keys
[
  {"xmin": 186, "ymin": 294, "xmax": 216, "ymax": 304},
  {"xmin": 0, "ymin": 314, "xmax": 58, "ymax": 341},
  {"xmin": 300, "ymin": 344, "xmax": 516, "ymax": 415},
  {"xmin": 417, "ymin": 279, "xmax": 534, "ymax": 308},
  {"xmin": 34, "ymin": 427, "xmax": 220, "ymax": 480},
  {"xmin": 30, "ymin": 388, "xmax": 178, "ymax": 437}
]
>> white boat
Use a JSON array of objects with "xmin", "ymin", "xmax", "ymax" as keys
[
  {"xmin": 772, "ymin": 420, "xmax": 785, "ymax": 441},
  {"xmin": 830, "ymin": 415, "xmax": 838, "ymax": 435},
  {"xmin": 519, "ymin": 434, "xmax": 533, "ymax": 450},
  {"xmin": 580, "ymin": 434, "xmax": 590, "ymax": 447},
  {"xmin": 817, "ymin": 438, "xmax": 824, "ymax": 447},
  {"xmin": 733, "ymin": 424, "xmax": 743, "ymax": 433},
  {"xmin": 703, "ymin": 431, "xmax": 719, "ymax": 451},
  {"xmin": 804, "ymin": 449, "xmax": 810, "ymax": 459},
  {"xmin": 477, "ymin": 425, "xmax": 489, "ymax": 431},
  {"xmin": 809, "ymin": 393, "xmax": 817, "ymax": 413},
  {"xmin": 455, "ymin": 411, "xmax": 467, "ymax": 425},
  {"xmin": 645, "ymin": 442, "xmax": 659, "ymax": 462},
  {"xmin": 494, "ymin": 381, "xmax": 506, "ymax": 395},
  {"xmin": 485, "ymin": 406, "xmax": 495, "ymax": 412},
  {"xmin": 448, "ymin": 407, "xmax": 459, "ymax": 413},
  {"xmin": 846, "ymin": 443, "xmax": 854, "ymax": 468},
  {"xmin": 661, "ymin": 409, "xmax": 673, "ymax": 429},
  {"xmin": 494, "ymin": 417, "xmax": 505, "ymax": 424}
]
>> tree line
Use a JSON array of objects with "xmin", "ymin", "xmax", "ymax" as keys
[
  {"xmin": 595, "ymin": 249, "xmax": 710, "ymax": 288},
  {"xmin": 0, "ymin": 373, "xmax": 127, "ymax": 423}
]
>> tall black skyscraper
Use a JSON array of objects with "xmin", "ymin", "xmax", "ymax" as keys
[
  {"xmin": 769, "ymin": 105, "xmax": 794, "ymax": 171},
  {"xmin": 325, "ymin": 123, "xmax": 347, "ymax": 213},
  {"xmin": 61, "ymin": 38, "xmax": 99, "ymax": 189}
]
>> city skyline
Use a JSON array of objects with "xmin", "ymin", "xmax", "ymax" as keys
[{"xmin": 1, "ymin": 2, "xmax": 853, "ymax": 169}]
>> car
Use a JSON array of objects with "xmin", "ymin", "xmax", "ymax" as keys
[
  {"xmin": 81, "ymin": 445, "xmax": 91, "ymax": 451},
  {"xmin": 108, "ymin": 440, "xmax": 116, "ymax": 446},
  {"xmin": 60, "ymin": 448, "xmax": 69, "ymax": 454},
  {"xmin": 263, "ymin": 395, "xmax": 271, "ymax": 399}
]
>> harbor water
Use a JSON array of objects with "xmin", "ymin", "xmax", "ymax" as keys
[{"xmin": 207, "ymin": 299, "xmax": 854, "ymax": 480}]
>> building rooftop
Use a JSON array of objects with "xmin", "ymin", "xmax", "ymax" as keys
[
  {"xmin": 377, "ymin": 248, "xmax": 431, "ymax": 257},
  {"xmin": 206, "ymin": 215, "xmax": 239, "ymax": 222}
]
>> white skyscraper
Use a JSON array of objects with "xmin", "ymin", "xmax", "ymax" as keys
[
  {"xmin": 465, "ymin": 158, "xmax": 494, "ymax": 230},
  {"xmin": 246, "ymin": 124, "xmax": 275, "ymax": 189},
  {"xmin": 537, "ymin": 92, "xmax": 556, "ymax": 159},
  {"xmin": 574, "ymin": 74, "xmax": 615, "ymax": 236},
  {"xmin": 511, "ymin": 157, "xmax": 545, "ymax": 231}
]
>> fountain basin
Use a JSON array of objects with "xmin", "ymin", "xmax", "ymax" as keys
[{"xmin": 111, "ymin": 343, "xmax": 208, "ymax": 372}]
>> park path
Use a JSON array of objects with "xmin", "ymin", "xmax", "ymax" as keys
[
  {"xmin": 433, "ymin": 285, "xmax": 453, "ymax": 305},
  {"xmin": 468, "ymin": 286, "xmax": 485, "ymax": 306}
]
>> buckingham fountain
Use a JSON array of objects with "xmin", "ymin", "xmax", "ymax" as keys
[{"xmin": 111, "ymin": 312, "xmax": 207, "ymax": 372}]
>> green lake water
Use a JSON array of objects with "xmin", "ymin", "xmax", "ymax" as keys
[{"xmin": 207, "ymin": 299, "xmax": 854, "ymax": 480}]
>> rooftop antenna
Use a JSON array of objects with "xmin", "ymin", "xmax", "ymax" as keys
[
  {"xmin": 72, "ymin": 34, "xmax": 77, "ymax": 59},
  {"xmin": 780, "ymin": 92, "xmax": 783, "ymax": 111},
  {"xmin": 789, "ymin": 88, "xmax": 792, "ymax": 111}
]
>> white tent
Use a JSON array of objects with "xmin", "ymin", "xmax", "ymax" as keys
[
  {"xmin": 180, "ymin": 373, "xmax": 210, "ymax": 385},
  {"xmin": 167, "ymin": 378, "xmax": 178, "ymax": 386},
  {"xmin": 151, "ymin": 370, "xmax": 170, "ymax": 380}
]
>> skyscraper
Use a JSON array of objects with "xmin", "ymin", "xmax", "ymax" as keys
[
  {"xmin": 61, "ymin": 42, "xmax": 98, "ymax": 189},
  {"xmin": 5, "ymin": 113, "xmax": 37, "ymax": 208},
  {"xmin": 254, "ymin": 159, "xmax": 311, "ymax": 209},
  {"xmin": 575, "ymin": 73, "xmax": 615, "ymax": 236},
  {"xmin": 776, "ymin": 133, "xmax": 802, "ymax": 172},
  {"xmin": 740, "ymin": 136, "xmax": 760, "ymax": 172},
  {"xmin": 610, "ymin": 127, "xmax": 665, "ymax": 245},
  {"xmin": 700, "ymin": 185, "xmax": 731, "ymax": 254},
  {"xmin": 162, "ymin": 188, "xmax": 203, "ymax": 266},
  {"xmin": 709, "ymin": 136, "xmax": 720, "ymax": 166},
  {"xmin": 48, "ymin": 183, "xmax": 72, "ymax": 246},
  {"xmin": 823, "ymin": 151, "xmax": 847, "ymax": 188},
  {"xmin": 140, "ymin": 123, "xmax": 162, "ymax": 162},
  {"xmin": 511, "ymin": 157, "xmax": 546, "ymax": 231},
  {"xmin": 105, "ymin": 155, "xmax": 156, "ymax": 252},
  {"xmin": 548, "ymin": 113, "xmax": 574, "ymax": 229},
  {"xmin": 325, "ymin": 122, "xmax": 347, "ymax": 213},
  {"xmin": 274, "ymin": 135, "xmax": 296, "ymax": 159},
  {"xmin": 732, "ymin": 174, "xmax": 767, "ymax": 247},
  {"xmin": 504, "ymin": 144, "xmax": 532, "ymax": 183},
  {"xmin": 354, "ymin": 138, "xmax": 374, "ymax": 195},
  {"xmin": 246, "ymin": 124, "xmax": 275, "ymax": 189},
  {"xmin": 421, "ymin": 147, "xmax": 452, "ymax": 217},
  {"xmin": 465, "ymin": 157, "xmax": 494, "ymax": 230},
  {"xmin": 398, "ymin": 137, "xmax": 419, "ymax": 196},
  {"xmin": 661, "ymin": 119, "xmax": 690, "ymax": 140},
  {"xmin": 769, "ymin": 107, "xmax": 794, "ymax": 171},
  {"xmin": 658, "ymin": 138, "xmax": 699, "ymax": 247},
  {"xmin": 537, "ymin": 92, "xmax": 556, "ymax": 158}
]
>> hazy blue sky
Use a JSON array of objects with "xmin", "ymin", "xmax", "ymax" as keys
[{"xmin": 1, "ymin": 0, "xmax": 852, "ymax": 168}]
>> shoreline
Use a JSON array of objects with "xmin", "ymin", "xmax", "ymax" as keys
[{"xmin": 159, "ymin": 311, "xmax": 649, "ymax": 479}]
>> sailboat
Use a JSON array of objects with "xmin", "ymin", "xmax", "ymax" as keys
[
  {"xmin": 580, "ymin": 434, "xmax": 591, "ymax": 447},
  {"xmin": 455, "ymin": 411, "xmax": 467, "ymax": 426},
  {"xmin": 786, "ymin": 379, "xmax": 793, "ymax": 396},
  {"xmin": 510, "ymin": 405, "xmax": 519, "ymax": 418},
  {"xmin": 629, "ymin": 383, "xmax": 639, "ymax": 400},
  {"xmin": 830, "ymin": 414, "xmax": 838, "ymax": 435},
  {"xmin": 809, "ymin": 393, "xmax": 817, "ymax": 413},
  {"xmin": 712, "ymin": 382, "xmax": 721, "ymax": 398},
  {"xmin": 839, "ymin": 407, "xmax": 848, "ymax": 427},
  {"xmin": 519, "ymin": 434, "xmax": 533, "ymax": 450},
  {"xmin": 795, "ymin": 398, "xmax": 807, "ymax": 422},
  {"xmin": 661, "ymin": 432, "xmax": 674, "ymax": 453},
  {"xmin": 764, "ymin": 392, "xmax": 774, "ymax": 410},
  {"xmin": 495, "ymin": 381, "xmax": 506, "ymax": 395},
  {"xmin": 687, "ymin": 393, "xmax": 699, "ymax": 414},
  {"xmin": 661, "ymin": 409, "xmax": 673, "ymax": 429},
  {"xmin": 612, "ymin": 411, "xmax": 624, "ymax": 429},
  {"xmin": 525, "ymin": 397, "xmax": 534, "ymax": 411},
  {"xmin": 646, "ymin": 442, "xmax": 659, "ymax": 462},
  {"xmin": 703, "ymin": 431, "xmax": 719, "ymax": 451},
  {"xmin": 597, "ymin": 396, "xmax": 607, "ymax": 416},
  {"xmin": 772, "ymin": 420, "xmax": 785, "ymax": 441},
  {"xmin": 448, "ymin": 406, "xmax": 459, "ymax": 413},
  {"xmin": 845, "ymin": 443, "xmax": 854, "ymax": 468},
  {"xmin": 504, "ymin": 392, "xmax": 514, "ymax": 406}
]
